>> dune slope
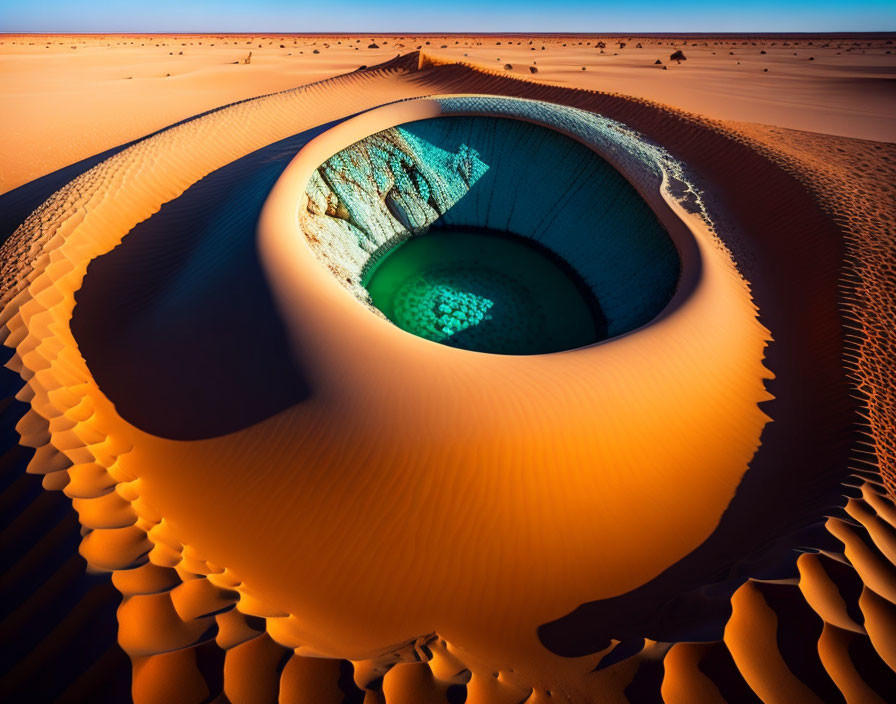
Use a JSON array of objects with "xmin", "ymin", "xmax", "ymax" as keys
[{"xmin": 1, "ymin": 51, "xmax": 895, "ymax": 703}]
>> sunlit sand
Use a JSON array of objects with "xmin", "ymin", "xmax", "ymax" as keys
[{"xmin": 1, "ymin": 31, "xmax": 895, "ymax": 704}]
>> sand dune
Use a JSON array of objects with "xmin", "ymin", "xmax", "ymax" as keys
[
  {"xmin": 1, "ymin": 39, "xmax": 895, "ymax": 703},
  {"xmin": 1, "ymin": 32, "xmax": 893, "ymax": 195}
]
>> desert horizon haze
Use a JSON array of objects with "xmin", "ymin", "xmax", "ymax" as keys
[
  {"xmin": 1, "ymin": 0, "xmax": 895, "ymax": 32},
  {"xmin": 1, "ymin": 6, "xmax": 895, "ymax": 704}
]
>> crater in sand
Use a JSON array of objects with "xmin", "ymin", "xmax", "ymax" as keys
[
  {"xmin": 304, "ymin": 113, "xmax": 682, "ymax": 353},
  {"xmin": 363, "ymin": 228, "xmax": 605, "ymax": 354}
]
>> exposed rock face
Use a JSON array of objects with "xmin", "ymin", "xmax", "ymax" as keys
[
  {"xmin": 670, "ymin": 50, "xmax": 687, "ymax": 63},
  {"xmin": 304, "ymin": 125, "xmax": 488, "ymax": 304}
]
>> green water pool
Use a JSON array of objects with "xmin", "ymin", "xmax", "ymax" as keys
[{"xmin": 362, "ymin": 229, "xmax": 606, "ymax": 355}]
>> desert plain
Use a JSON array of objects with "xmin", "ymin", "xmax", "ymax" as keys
[
  {"xmin": 1, "ymin": 30, "xmax": 896, "ymax": 704},
  {"xmin": 1, "ymin": 32, "xmax": 894, "ymax": 194}
]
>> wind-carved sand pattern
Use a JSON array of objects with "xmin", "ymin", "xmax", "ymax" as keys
[{"xmin": 2, "ymin": 51, "xmax": 896, "ymax": 703}]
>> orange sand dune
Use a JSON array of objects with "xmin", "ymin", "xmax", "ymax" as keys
[
  {"xmin": 1, "ymin": 32, "xmax": 894, "ymax": 194},
  {"xmin": 1, "ymin": 44, "xmax": 896, "ymax": 703}
]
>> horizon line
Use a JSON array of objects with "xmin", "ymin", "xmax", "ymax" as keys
[{"xmin": 3, "ymin": 29, "xmax": 895, "ymax": 35}]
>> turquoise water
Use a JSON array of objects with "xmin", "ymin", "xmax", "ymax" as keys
[
  {"xmin": 363, "ymin": 229, "xmax": 605, "ymax": 355},
  {"xmin": 308, "ymin": 111, "xmax": 681, "ymax": 354}
]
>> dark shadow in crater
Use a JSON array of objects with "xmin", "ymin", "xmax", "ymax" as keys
[
  {"xmin": 362, "ymin": 226, "xmax": 609, "ymax": 355},
  {"xmin": 313, "ymin": 114, "xmax": 681, "ymax": 354},
  {"xmin": 72, "ymin": 120, "xmax": 348, "ymax": 441}
]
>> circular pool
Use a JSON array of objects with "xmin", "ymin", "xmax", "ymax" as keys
[{"xmin": 363, "ymin": 228, "xmax": 605, "ymax": 354}]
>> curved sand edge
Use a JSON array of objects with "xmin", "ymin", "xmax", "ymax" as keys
[{"xmin": 1, "ymin": 52, "xmax": 894, "ymax": 702}]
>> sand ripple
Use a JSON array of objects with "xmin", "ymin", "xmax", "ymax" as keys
[{"xmin": 2, "ymin": 52, "xmax": 895, "ymax": 703}]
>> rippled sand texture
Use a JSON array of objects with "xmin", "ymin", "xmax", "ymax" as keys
[{"xmin": 1, "ymin": 50, "xmax": 896, "ymax": 703}]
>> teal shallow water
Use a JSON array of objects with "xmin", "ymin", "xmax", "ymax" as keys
[
  {"xmin": 363, "ymin": 229, "xmax": 605, "ymax": 354},
  {"xmin": 306, "ymin": 114, "xmax": 681, "ymax": 351}
]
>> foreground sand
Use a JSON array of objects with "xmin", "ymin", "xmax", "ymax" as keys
[
  {"xmin": 1, "ymin": 32, "xmax": 894, "ymax": 194},
  {"xmin": 1, "ymin": 36, "xmax": 896, "ymax": 704}
]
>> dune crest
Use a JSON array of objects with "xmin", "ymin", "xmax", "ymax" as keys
[{"xmin": 2, "ymin": 50, "xmax": 895, "ymax": 702}]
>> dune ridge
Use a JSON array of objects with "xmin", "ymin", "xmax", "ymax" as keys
[
  {"xmin": 1, "ymin": 51, "xmax": 894, "ymax": 702},
  {"xmin": 2, "ymin": 32, "xmax": 893, "ymax": 195}
]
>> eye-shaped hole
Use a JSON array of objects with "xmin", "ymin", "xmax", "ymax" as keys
[
  {"xmin": 3, "ymin": 50, "xmax": 889, "ymax": 704},
  {"xmin": 303, "ymin": 116, "xmax": 681, "ymax": 355}
]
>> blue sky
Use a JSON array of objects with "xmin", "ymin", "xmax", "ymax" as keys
[{"xmin": 1, "ymin": 0, "xmax": 894, "ymax": 33}]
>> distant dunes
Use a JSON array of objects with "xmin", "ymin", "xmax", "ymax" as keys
[{"xmin": 1, "ymin": 51, "xmax": 895, "ymax": 703}]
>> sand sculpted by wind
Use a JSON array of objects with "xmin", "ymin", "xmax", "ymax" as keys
[
  {"xmin": 1, "ymin": 32, "xmax": 894, "ymax": 194},
  {"xmin": 1, "ymin": 35, "xmax": 896, "ymax": 704}
]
